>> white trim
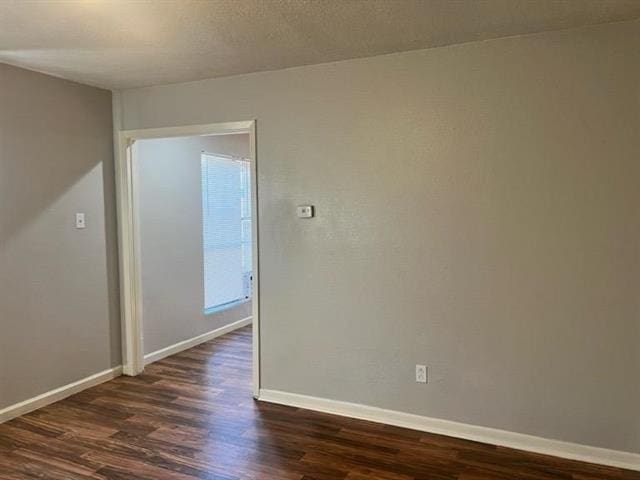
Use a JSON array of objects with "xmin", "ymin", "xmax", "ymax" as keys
[
  {"xmin": 144, "ymin": 316, "xmax": 252, "ymax": 366},
  {"xmin": 114, "ymin": 120, "xmax": 261, "ymax": 398},
  {"xmin": 121, "ymin": 121, "xmax": 253, "ymax": 140},
  {"xmin": 248, "ymin": 121, "xmax": 260, "ymax": 399},
  {"xmin": 115, "ymin": 131, "xmax": 144, "ymax": 375},
  {"xmin": 258, "ymin": 389, "xmax": 640, "ymax": 472},
  {"xmin": 0, "ymin": 367, "xmax": 122, "ymax": 424}
]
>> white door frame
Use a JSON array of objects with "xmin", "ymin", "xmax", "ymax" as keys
[{"xmin": 114, "ymin": 120, "xmax": 260, "ymax": 398}]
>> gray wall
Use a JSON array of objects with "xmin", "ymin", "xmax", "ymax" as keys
[
  {"xmin": 135, "ymin": 134, "xmax": 251, "ymax": 355},
  {"xmin": 118, "ymin": 20, "xmax": 640, "ymax": 453},
  {"xmin": 0, "ymin": 63, "xmax": 119, "ymax": 409}
]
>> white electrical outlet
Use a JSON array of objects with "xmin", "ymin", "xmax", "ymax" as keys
[{"xmin": 415, "ymin": 364, "xmax": 427, "ymax": 383}]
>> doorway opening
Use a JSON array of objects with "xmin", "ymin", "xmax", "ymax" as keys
[{"xmin": 115, "ymin": 121, "xmax": 259, "ymax": 398}]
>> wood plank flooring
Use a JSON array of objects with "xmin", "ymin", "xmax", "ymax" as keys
[{"xmin": 0, "ymin": 325, "xmax": 637, "ymax": 479}]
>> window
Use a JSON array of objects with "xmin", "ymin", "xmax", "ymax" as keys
[{"xmin": 201, "ymin": 153, "xmax": 252, "ymax": 313}]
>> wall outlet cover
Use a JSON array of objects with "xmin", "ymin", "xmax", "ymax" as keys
[{"xmin": 415, "ymin": 364, "xmax": 427, "ymax": 383}]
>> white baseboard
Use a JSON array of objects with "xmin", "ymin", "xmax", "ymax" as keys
[
  {"xmin": 144, "ymin": 316, "xmax": 252, "ymax": 366},
  {"xmin": 0, "ymin": 366, "xmax": 122, "ymax": 424},
  {"xmin": 258, "ymin": 389, "xmax": 640, "ymax": 472}
]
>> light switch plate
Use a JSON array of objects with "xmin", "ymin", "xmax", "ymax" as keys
[
  {"xmin": 297, "ymin": 205, "xmax": 314, "ymax": 218},
  {"xmin": 75, "ymin": 213, "xmax": 86, "ymax": 229}
]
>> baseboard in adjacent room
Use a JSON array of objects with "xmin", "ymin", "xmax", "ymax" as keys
[
  {"xmin": 144, "ymin": 316, "xmax": 252, "ymax": 366},
  {"xmin": 258, "ymin": 389, "xmax": 640, "ymax": 472},
  {"xmin": 0, "ymin": 366, "xmax": 123, "ymax": 424}
]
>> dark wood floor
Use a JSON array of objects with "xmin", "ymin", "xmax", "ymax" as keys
[{"xmin": 0, "ymin": 326, "xmax": 637, "ymax": 480}]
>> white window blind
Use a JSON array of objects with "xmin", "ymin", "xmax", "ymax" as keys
[{"xmin": 201, "ymin": 153, "xmax": 252, "ymax": 313}]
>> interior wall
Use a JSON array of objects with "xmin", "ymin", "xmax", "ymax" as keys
[
  {"xmin": 135, "ymin": 134, "xmax": 251, "ymax": 356},
  {"xmin": 0, "ymin": 63, "xmax": 119, "ymax": 409},
  {"xmin": 117, "ymin": 20, "xmax": 640, "ymax": 453}
]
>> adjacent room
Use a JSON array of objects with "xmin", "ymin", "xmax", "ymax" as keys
[
  {"xmin": 0, "ymin": 1, "xmax": 639, "ymax": 479},
  {"xmin": 134, "ymin": 132, "xmax": 254, "ymax": 368}
]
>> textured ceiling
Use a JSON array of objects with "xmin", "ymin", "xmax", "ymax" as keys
[{"xmin": 1, "ymin": 0, "xmax": 639, "ymax": 90}]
